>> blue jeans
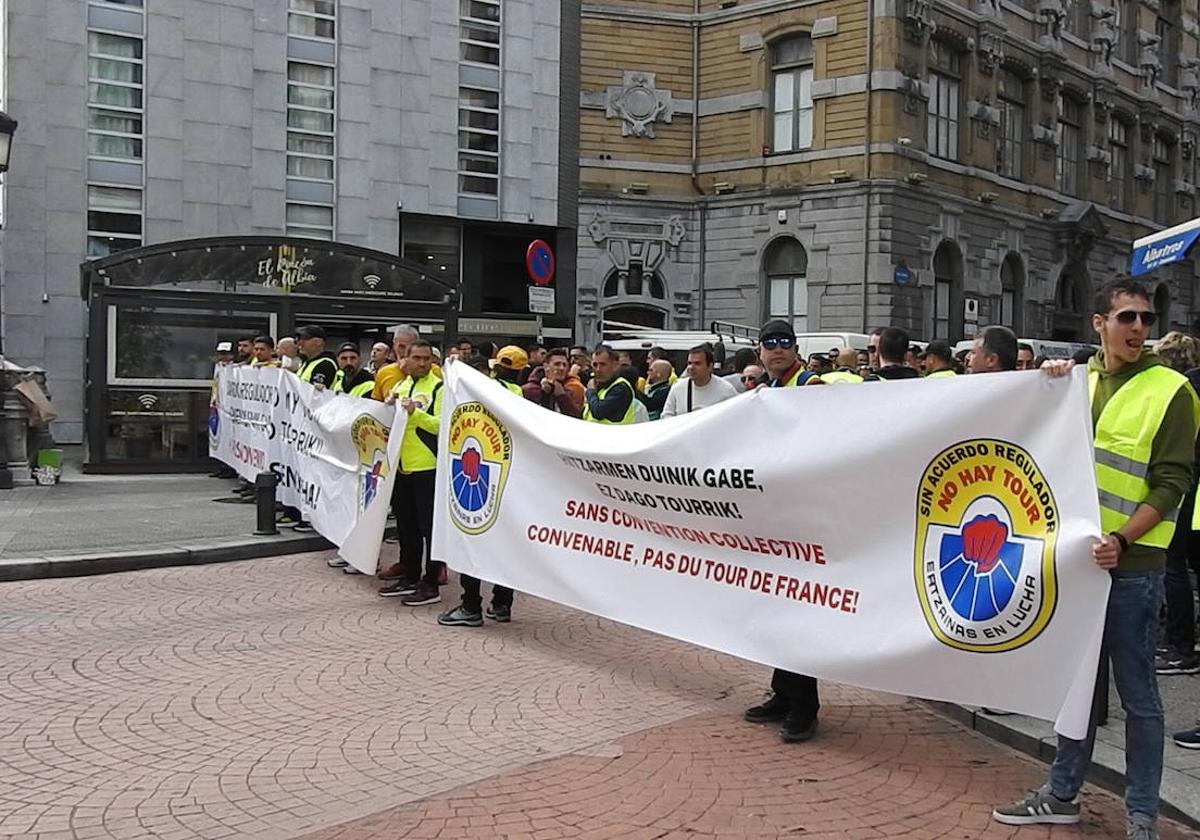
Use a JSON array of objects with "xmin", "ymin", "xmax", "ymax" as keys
[{"xmin": 1049, "ymin": 569, "xmax": 1165, "ymax": 823}]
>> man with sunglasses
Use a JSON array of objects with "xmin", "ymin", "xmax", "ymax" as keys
[
  {"xmin": 993, "ymin": 279, "xmax": 1199, "ymax": 840},
  {"xmin": 743, "ymin": 319, "xmax": 822, "ymax": 743}
]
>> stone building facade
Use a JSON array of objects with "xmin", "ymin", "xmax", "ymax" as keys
[
  {"xmin": 576, "ymin": 0, "xmax": 1200, "ymax": 346},
  {"xmin": 2, "ymin": 0, "xmax": 578, "ymax": 443}
]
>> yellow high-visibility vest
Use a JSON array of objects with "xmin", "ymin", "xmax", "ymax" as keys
[
  {"xmin": 822, "ymin": 370, "xmax": 863, "ymax": 384},
  {"xmin": 1089, "ymin": 367, "xmax": 1200, "ymax": 547},
  {"xmin": 583, "ymin": 377, "xmax": 635, "ymax": 424},
  {"xmin": 926, "ymin": 369, "xmax": 956, "ymax": 379}
]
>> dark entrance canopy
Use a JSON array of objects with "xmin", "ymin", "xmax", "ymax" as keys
[{"xmin": 80, "ymin": 236, "xmax": 459, "ymax": 473}]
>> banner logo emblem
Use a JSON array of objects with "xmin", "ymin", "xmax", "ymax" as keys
[
  {"xmin": 208, "ymin": 403, "xmax": 220, "ymax": 447},
  {"xmin": 915, "ymin": 440, "xmax": 1059, "ymax": 653},
  {"xmin": 350, "ymin": 415, "xmax": 390, "ymax": 512},
  {"xmin": 447, "ymin": 402, "xmax": 512, "ymax": 534}
]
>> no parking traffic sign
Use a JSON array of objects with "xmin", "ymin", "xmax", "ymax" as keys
[{"xmin": 525, "ymin": 240, "xmax": 555, "ymax": 286}]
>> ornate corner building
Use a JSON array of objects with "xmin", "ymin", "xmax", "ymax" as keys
[{"xmin": 576, "ymin": 0, "xmax": 1200, "ymax": 346}]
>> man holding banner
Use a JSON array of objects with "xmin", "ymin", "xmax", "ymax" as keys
[
  {"xmin": 993, "ymin": 279, "xmax": 1199, "ymax": 840},
  {"xmin": 742, "ymin": 319, "xmax": 822, "ymax": 743},
  {"xmin": 383, "ymin": 340, "xmax": 446, "ymax": 606}
]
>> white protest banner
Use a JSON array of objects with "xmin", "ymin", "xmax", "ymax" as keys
[
  {"xmin": 209, "ymin": 365, "xmax": 396, "ymax": 574},
  {"xmin": 432, "ymin": 365, "xmax": 1110, "ymax": 738}
]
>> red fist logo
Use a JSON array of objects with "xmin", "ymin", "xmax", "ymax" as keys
[
  {"xmin": 460, "ymin": 447, "xmax": 482, "ymax": 482},
  {"xmin": 963, "ymin": 514, "xmax": 1008, "ymax": 574}
]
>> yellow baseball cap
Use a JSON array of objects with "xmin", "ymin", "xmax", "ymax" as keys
[{"xmin": 490, "ymin": 345, "xmax": 530, "ymax": 370}]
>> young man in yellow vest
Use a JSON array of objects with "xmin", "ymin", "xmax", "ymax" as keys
[
  {"xmin": 378, "ymin": 340, "xmax": 445, "ymax": 606},
  {"xmin": 993, "ymin": 279, "xmax": 1200, "ymax": 840}
]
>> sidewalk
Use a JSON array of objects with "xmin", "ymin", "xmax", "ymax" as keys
[
  {"xmin": 0, "ymin": 447, "xmax": 331, "ymax": 580},
  {"xmin": 0, "ymin": 449, "xmax": 1196, "ymax": 829},
  {"xmin": 932, "ymin": 675, "xmax": 1200, "ymax": 829}
]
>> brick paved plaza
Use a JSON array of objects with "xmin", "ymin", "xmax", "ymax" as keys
[{"xmin": 0, "ymin": 552, "xmax": 1193, "ymax": 840}]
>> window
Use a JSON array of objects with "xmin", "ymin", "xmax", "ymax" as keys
[
  {"xmin": 999, "ymin": 254, "xmax": 1024, "ymax": 333},
  {"xmin": 1158, "ymin": 0, "xmax": 1180, "ymax": 87},
  {"xmin": 87, "ymin": 14, "xmax": 143, "ymax": 258},
  {"xmin": 770, "ymin": 36, "xmax": 814, "ymax": 153},
  {"xmin": 997, "ymin": 69, "xmax": 1025, "ymax": 180},
  {"xmin": 1153, "ymin": 134, "xmax": 1174, "ymax": 225},
  {"xmin": 1065, "ymin": 0, "xmax": 1090, "ymax": 37},
  {"xmin": 1055, "ymin": 95, "xmax": 1082, "ymax": 197},
  {"xmin": 287, "ymin": 0, "xmax": 335, "ymax": 39},
  {"xmin": 285, "ymin": 204, "xmax": 334, "ymax": 240},
  {"xmin": 284, "ymin": 1, "xmax": 336, "ymax": 239},
  {"xmin": 1120, "ymin": 0, "xmax": 1139, "ymax": 64},
  {"xmin": 1108, "ymin": 118, "xmax": 1129, "ymax": 212},
  {"xmin": 458, "ymin": 0, "xmax": 501, "ymax": 207},
  {"xmin": 763, "ymin": 238, "xmax": 808, "ymax": 331},
  {"xmin": 1153, "ymin": 285, "xmax": 1170, "ymax": 338},
  {"xmin": 926, "ymin": 41, "xmax": 961, "ymax": 161},
  {"xmin": 932, "ymin": 241, "xmax": 963, "ymax": 340},
  {"xmin": 460, "ymin": 0, "xmax": 500, "ymax": 66}
]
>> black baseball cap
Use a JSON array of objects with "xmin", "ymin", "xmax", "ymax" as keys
[
  {"xmin": 296, "ymin": 325, "xmax": 326, "ymax": 340},
  {"xmin": 921, "ymin": 340, "xmax": 953, "ymax": 363},
  {"xmin": 759, "ymin": 319, "xmax": 796, "ymax": 341},
  {"xmin": 336, "ymin": 342, "xmax": 359, "ymax": 355}
]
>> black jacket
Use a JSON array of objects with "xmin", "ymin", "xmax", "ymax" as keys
[{"xmin": 868, "ymin": 364, "xmax": 920, "ymax": 381}]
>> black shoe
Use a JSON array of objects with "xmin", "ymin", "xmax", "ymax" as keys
[
  {"xmin": 1156, "ymin": 650, "xmax": 1200, "ymax": 675},
  {"xmin": 290, "ymin": 521, "xmax": 315, "ymax": 533},
  {"xmin": 779, "ymin": 713, "xmax": 817, "ymax": 743},
  {"xmin": 379, "ymin": 580, "xmax": 418, "ymax": 597},
  {"xmin": 744, "ymin": 693, "xmax": 789, "ymax": 723},
  {"xmin": 486, "ymin": 604, "xmax": 511, "ymax": 623},
  {"xmin": 401, "ymin": 583, "xmax": 442, "ymax": 607}
]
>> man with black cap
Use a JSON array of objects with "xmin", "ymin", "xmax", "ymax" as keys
[
  {"xmin": 758, "ymin": 319, "xmax": 822, "ymax": 388},
  {"xmin": 332, "ymin": 343, "xmax": 375, "ymax": 397},
  {"xmin": 743, "ymin": 318, "xmax": 822, "ymax": 744},
  {"xmin": 921, "ymin": 340, "xmax": 957, "ymax": 378},
  {"xmin": 296, "ymin": 325, "xmax": 338, "ymax": 388}
]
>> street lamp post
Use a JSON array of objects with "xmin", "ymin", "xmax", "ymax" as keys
[{"xmin": 0, "ymin": 109, "xmax": 20, "ymax": 490}]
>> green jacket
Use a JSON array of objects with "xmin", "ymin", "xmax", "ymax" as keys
[{"xmin": 1088, "ymin": 350, "xmax": 1197, "ymax": 571}]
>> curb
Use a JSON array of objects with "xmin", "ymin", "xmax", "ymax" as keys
[
  {"xmin": 925, "ymin": 701, "xmax": 1200, "ymax": 831},
  {"xmin": 0, "ymin": 531, "xmax": 362, "ymax": 582}
]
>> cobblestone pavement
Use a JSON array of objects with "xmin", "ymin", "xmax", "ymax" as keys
[{"xmin": 0, "ymin": 552, "xmax": 1194, "ymax": 840}]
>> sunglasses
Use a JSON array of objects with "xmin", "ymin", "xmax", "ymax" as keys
[
  {"xmin": 761, "ymin": 336, "xmax": 795, "ymax": 350},
  {"xmin": 741, "ymin": 375, "xmax": 757, "ymax": 383},
  {"xmin": 1109, "ymin": 310, "xmax": 1157, "ymax": 326}
]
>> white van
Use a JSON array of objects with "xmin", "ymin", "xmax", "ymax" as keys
[
  {"xmin": 793, "ymin": 332, "xmax": 873, "ymax": 360},
  {"xmin": 952, "ymin": 337, "xmax": 1097, "ymax": 360},
  {"xmin": 602, "ymin": 320, "xmax": 758, "ymax": 372}
]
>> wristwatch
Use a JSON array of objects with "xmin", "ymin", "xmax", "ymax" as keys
[{"xmin": 1110, "ymin": 531, "xmax": 1129, "ymax": 552}]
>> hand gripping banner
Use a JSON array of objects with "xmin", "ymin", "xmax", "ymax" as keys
[{"xmin": 432, "ymin": 365, "xmax": 1110, "ymax": 739}]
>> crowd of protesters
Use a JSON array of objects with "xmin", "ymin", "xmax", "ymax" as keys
[{"xmin": 211, "ymin": 277, "xmax": 1200, "ymax": 840}]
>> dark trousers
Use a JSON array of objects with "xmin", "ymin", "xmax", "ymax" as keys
[
  {"xmin": 771, "ymin": 669, "xmax": 820, "ymax": 723},
  {"xmin": 1164, "ymin": 487, "xmax": 1200, "ymax": 655},
  {"xmin": 392, "ymin": 470, "xmax": 442, "ymax": 587},
  {"xmin": 460, "ymin": 575, "xmax": 513, "ymax": 614}
]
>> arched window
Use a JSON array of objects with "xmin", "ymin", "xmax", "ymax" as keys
[
  {"xmin": 932, "ymin": 241, "xmax": 963, "ymax": 340},
  {"xmin": 763, "ymin": 237, "xmax": 808, "ymax": 330},
  {"xmin": 770, "ymin": 35, "xmax": 813, "ymax": 153},
  {"xmin": 1154, "ymin": 285, "xmax": 1170, "ymax": 338},
  {"xmin": 999, "ymin": 253, "xmax": 1024, "ymax": 333}
]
